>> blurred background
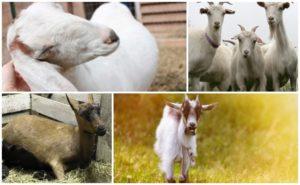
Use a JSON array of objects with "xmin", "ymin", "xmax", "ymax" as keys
[
  {"xmin": 2, "ymin": 2, "xmax": 186, "ymax": 91},
  {"xmin": 188, "ymin": 2, "xmax": 298, "ymax": 48},
  {"xmin": 114, "ymin": 94, "xmax": 297, "ymax": 183}
]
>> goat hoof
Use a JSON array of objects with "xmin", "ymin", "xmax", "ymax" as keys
[
  {"xmin": 167, "ymin": 178, "xmax": 176, "ymax": 183},
  {"xmin": 179, "ymin": 175, "xmax": 188, "ymax": 183},
  {"xmin": 33, "ymin": 170, "xmax": 52, "ymax": 180}
]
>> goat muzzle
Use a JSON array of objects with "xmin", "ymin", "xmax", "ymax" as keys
[{"xmin": 96, "ymin": 127, "xmax": 106, "ymax": 136}]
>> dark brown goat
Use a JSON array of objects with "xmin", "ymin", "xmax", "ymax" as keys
[{"xmin": 2, "ymin": 95, "xmax": 106, "ymax": 180}]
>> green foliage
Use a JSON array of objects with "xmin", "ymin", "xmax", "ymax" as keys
[{"xmin": 114, "ymin": 94, "xmax": 297, "ymax": 182}]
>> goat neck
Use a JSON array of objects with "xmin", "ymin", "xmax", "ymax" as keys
[
  {"xmin": 271, "ymin": 20, "xmax": 289, "ymax": 50},
  {"xmin": 75, "ymin": 115, "xmax": 96, "ymax": 167},
  {"xmin": 205, "ymin": 26, "xmax": 222, "ymax": 48},
  {"xmin": 177, "ymin": 118, "xmax": 195, "ymax": 148}
]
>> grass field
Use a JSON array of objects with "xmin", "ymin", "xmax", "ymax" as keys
[
  {"xmin": 3, "ymin": 161, "xmax": 111, "ymax": 183},
  {"xmin": 114, "ymin": 94, "xmax": 297, "ymax": 183}
]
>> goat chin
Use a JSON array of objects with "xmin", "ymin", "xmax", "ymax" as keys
[{"xmin": 64, "ymin": 3, "xmax": 158, "ymax": 91}]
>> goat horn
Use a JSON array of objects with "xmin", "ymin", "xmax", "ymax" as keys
[
  {"xmin": 87, "ymin": 94, "xmax": 94, "ymax": 103},
  {"xmin": 195, "ymin": 95, "xmax": 199, "ymax": 102},
  {"xmin": 184, "ymin": 94, "xmax": 190, "ymax": 101},
  {"xmin": 208, "ymin": 2, "xmax": 214, "ymax": 5},
  {"xmin": 238, "ymin": 24, "xmax": 246, "ymax": 31},
  {"xmin": 219, "ymin": 2, "xmax": 233, "ymax": 5},
  {"xmin": 251, "ymin": 26, "xmax": 259, "ymax": 33}
]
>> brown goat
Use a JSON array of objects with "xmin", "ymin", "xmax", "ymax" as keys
[{"xmin": 2, "ymin": 95, "xmax": 106, "ymax": 180}]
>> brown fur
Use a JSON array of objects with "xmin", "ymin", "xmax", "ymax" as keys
[{"xmin": 2, "ymin": 96, "xmax": 105, "ymax": 180}]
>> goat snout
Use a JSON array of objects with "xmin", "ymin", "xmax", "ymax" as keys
[
  {"xmin": 268, "ymin": 16, "xmax": 275, "ymax": 24},
  {"xmin": 214, "ymin": 22, "xmax": 220, "ymax": 29},
  {"xmin": 96, "ymin": 126, "xmax": 106, "ymax": 136},
  {"xmin": 243, "ymin": 50, "xmax": 249, "ymax": 57},
  {"xmin": 189, "ymin": 122, "xmax": 196, "ymax": 128},
  {"xmin": 104, "ymin": 30, "xmax": 119, "ymax": 45}
]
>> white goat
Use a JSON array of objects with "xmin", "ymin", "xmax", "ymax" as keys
[
  {"xmin": 64, "ymin": 3, "xmax": 158, "ymax": 91},
  {"xmin": 154, "ymin": 95, "xmax": 217, "ymax": 183},
  {"xmin": 257, "ymin": 2, "xmax": 297, "ymax": 91},
  {"xmin": 7, "ymin": 3, "xmax": 119, "ymax": 91},
  {"xmin": 188, "ymin": 2, "xmax": 235, "ymax": 91},
  {"xmin": 231, "ymin": 25, "xmax": 266, "ymax": 91}
]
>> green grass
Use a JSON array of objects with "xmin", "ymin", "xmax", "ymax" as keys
[
  {"xmin": 4, "ymin": 161, "xmax": 111, "ymax": 183},
  {"xmin": 114, "ymin": 94, "xmax": 297, "ymax": 183}
]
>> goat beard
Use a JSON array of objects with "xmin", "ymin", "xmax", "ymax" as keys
[{"xmin": 184, "ymin": 127, "xmax": 196, "ymax": 135}]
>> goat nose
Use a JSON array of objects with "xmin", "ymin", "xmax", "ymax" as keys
[
  {"xmin": 104, "ymin": 30, "xmax": 119, "ymax": 45},
  {"xmin": 190, "ymin": 122, "xmax": 196, "ymax": 127},
  {"xmin": 96, "ymin": 127, "xmax": 106, "ymax": 136},
  {"xmin": 268, "ymin": 16, "xmax": 274, "ymax": 21},
  {"xmin": 244, "ymin": 50, "xmax": 249, "ymax": 55},
  {"xmin": 214, "ymin": 22, "xmax": 220, "ymax": 26}
]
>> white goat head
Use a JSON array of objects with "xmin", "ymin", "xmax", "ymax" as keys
[
  {"xmin": 7, "ymin": 3, "xmax": 120, "ymax": 69},
  {"xmin": 200, "ymin": 2, "xmax": 235, "ymax": 31},
  {"xmin": 257, "ymin": 2, "xmax": 290, "ymax": 27},
  {"xmin": 232, "ymin": 25, "xmax": 260, "ymax": 58},
  {"xmin": 166, "ymin": 95, "xmax": 217, "ymax": 135}
]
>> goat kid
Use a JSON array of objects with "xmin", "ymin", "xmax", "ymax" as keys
[
  {"xmin": 154, "ymin": 95, "xmax": 217, "ymax": 183},
  {"xmin": 231, "ymin": 25, "xmax": 266, "ymax": 91},
  {"xmin": 7, "ymin": 3, "xmax": 119, "ymax": 91},
  {"xmin": 257, "ymin": 2, "xmax": 297, "ymax": 91},
  {"xmin": 3, "ymin": 95, "xmax": 106, "ymax": 180}
]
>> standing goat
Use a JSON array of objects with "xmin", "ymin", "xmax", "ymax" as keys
[
  {"xmin": 7, "ymin": 3, "xmax": 119, "ymax": 91},
  {"xmin": 3, "ymin": 95, "xmax": 106, "ymax": 180},
  {"xmin": 257, "ymin": 2, "xmax": 297, "ymax": 91},
  {"xmin": 189, "ymin": 2, "xmax": 235, "ymax": 90},
  {"xmin": 231, "ymin": 25, "xmax": 266, "ymax": 91},
  {"xmin": 154, "ymin": 95, "xmax": 217, "ymax": 183}
]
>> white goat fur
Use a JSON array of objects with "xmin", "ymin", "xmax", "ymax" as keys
[
  {"xmin": 231, "ymin": 26, "xmax": 266, "ymax": 91},
  {"xmin": 154, "ymin": 103, "xmax": 196, "ymax": 180},
  {"xmin": 258, "ymin": 2, "xmax": 297, "ymax": 91},
  {"xmin": 188, "ymin": 4, "xmax": 234, "ymax": 91},
  {"xmin": 7, "ymin": 3, "xmax": 119, "ymax": 91},
  {"xmin": 64, "ymin": 3, "xmax": 158, "ymax": 91}
]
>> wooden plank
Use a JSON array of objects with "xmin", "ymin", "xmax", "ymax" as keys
[
  {"xmin": 31, "ymin": 95, "xmax": 77, "ymax": 125},
  {"xmin": 72, "ymin": 2, "xmax": 85, "ymax": 18},
  {"xmin": 2, "ymin": 2, "xmax": 13, "ymax": 65},
  {"xmin": 141, "ymin": 3, "xmax": 186, "ymax": 14},
  {"xmin": 145, "ymin": 23, "xmax": 186, "ymax": 33},
  {"xmin": 2, "ymin": 111, "xmax": 30, "ymax": 124},
  {"xmin": 2, "ymin": 94, "xmax": 31, "ymax": 114},
  {"xmin": 142, "ymin": 12, "xmax": 186, "ymax": 24}
]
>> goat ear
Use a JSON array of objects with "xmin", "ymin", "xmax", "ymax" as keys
[
  {"xmin": 202, "ymin": 103, "xmax": 218, "ymax": 111},
  {"xmin": 200, "ymin": 8, "xmax": 209, "ymax": 14},
  {"xmin": 35, "ymin": 44, "xmax": 56, "ymax": 61},
  {"xmin": 281, "ymin": 2, "xmax": 290, "ymax": 9},
  {"xmin": 66, "ymin": 95, "xmax": 80, "ymax": 111},
  {"xmin": 225, "ymin": 9, "xmax": 235, "ymax": 14},
  {"xmin": 166, "ymin": 102, "xmax": 181, "ymax": 110},
  {"xmin": 257, "ymin": 2, "xmax": 266, "ymax": 8}
]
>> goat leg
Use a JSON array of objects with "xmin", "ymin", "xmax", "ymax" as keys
[
  {"xmin": 290, "ymin": 75, "xmax": 297, "ymax": 91},
  {"xmin": 179, "ymin": 148, "xmax": 190, "ymax": 183},
  {"xmin": 163, "ymin": 158, "xmax": 176, "ymax": 183},
  {"xmin": 49, "ymin": 159, "xmax": 65, "ymax": 180}
]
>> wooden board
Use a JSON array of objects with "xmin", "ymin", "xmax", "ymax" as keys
[
  {"xmin": 141, "ymin": 3, "xmax": 186, "ymax": 14},
  {"xmin": 2, "ymin": 94, "xmax": 31, "ymax": 114},
  {"xmin": 31, "ymin": 95, "xmax": 77, "ymax": 125}
]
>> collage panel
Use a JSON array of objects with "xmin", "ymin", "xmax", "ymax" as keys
[
  {"xmin": 2, "ymin": 2, "xmax": 186, "ymax": 92},
  {"xmin": 188, "ymin": 2, "xmax": 298, "ymax": 91},
  {"xmin": 2, "ymin": 93, "xmax": 112, "ymax": 183},
  {"xmin": 114, "ymin": 94, "xmax": 297, "ymax": 183}
]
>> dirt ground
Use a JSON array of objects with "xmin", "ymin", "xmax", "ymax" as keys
[{"xmin": 150, "ymin": 44, "xmax": 186, "ymax": 91}]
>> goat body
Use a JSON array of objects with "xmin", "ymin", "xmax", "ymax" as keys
[
  {"xmin": 154, "ymin": 105, "xmax": 196, "ymax": 182},
  {"xmin": 3, "ymin": 115, "xmax": 96, "ymax": 179},
  {"xmin": 64, "ymin": 3, "xmax": 158, "ymax": 91}
]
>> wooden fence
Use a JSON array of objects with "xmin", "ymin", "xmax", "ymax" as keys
[{"xmin": 2, "ymin": 93, "xmax": 112, "ymax": 162}]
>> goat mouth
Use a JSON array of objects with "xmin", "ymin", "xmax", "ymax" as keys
[
  {"xmin": 214, "ymin": 26, "xmax": 220, "ymax": 30},
  {"xmin": 185, "ymin": 127, "xmax": 196, "ymax": 135},
  {"xmin": 96, "ymin": 127, "xmax": 106, "ymax": 136}
]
